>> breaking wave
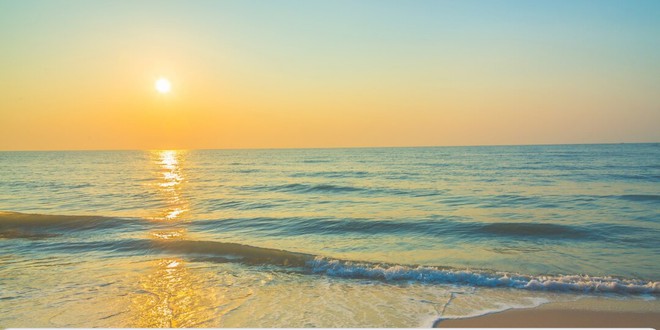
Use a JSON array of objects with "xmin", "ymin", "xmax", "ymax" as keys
[{"xmin": 308, "ymin": 258, "xmax": 659, "ymax": 294}]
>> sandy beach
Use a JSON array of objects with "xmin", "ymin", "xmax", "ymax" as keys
[{"xmin": 435, "ymin": 297, "xmax": 660, "ymax": 328}]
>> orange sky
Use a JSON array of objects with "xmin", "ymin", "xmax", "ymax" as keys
[{"xmin": 1, "ymin": 1, "xmax": 659, "ymax": 150}]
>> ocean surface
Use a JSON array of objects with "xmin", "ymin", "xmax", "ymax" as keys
[{"xmin": 0, "ymin": 144, "xmax": 658, "ymax": 327}]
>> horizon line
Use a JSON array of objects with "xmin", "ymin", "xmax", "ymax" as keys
[{"xmin": 1, "ymin": 141, "xmax": 658, "ymax": 152}]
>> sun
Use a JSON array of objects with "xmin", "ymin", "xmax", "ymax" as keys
[{"xmin": 155, "ymin": 78, "xmax": 171, "ymax": 94}]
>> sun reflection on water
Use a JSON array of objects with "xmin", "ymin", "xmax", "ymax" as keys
[
  {"xmin": 151, "ymin": 229, "xmax": 184, "ymax": 240},
  {"xmin": 129, "ymin": 150, "xmax": 257, "ymax": 327},
  {"xmin": 153, "ymin": 150, "xmax": 188, "ymax": 222},
  {"xmin": 130, "ymin": 258, "xmax": 222, "ymax": 327},
  {"xmin": 129, "ymin": 150, "xmax": 219, "ymax": 326}
]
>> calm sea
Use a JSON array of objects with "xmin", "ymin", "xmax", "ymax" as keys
[{"xmin": 1, "ymin": 144, "xmax": 658, "ymax": 327}]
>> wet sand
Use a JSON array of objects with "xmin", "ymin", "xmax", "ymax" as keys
[{"xmin": 435, "ymin": 297, "xmax": 660, "ymax": 328}]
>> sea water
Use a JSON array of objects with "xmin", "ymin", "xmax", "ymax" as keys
[{"xmin": 0, "ymin": 144, "xmax": 658, "ymax": 327}]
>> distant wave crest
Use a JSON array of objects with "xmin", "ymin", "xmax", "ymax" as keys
[
  {"xmin": 249, "ymin": 183, "xmax": 365, "ymax": 194},
  {"xmin": 616, "ymin": 194, "xmax": 660, "ymax": 203},
  {"xmin": 478, "ymin": 222, "xmax": 588, "ymax": 238}
]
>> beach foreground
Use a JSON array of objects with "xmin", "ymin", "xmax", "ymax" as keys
[{"xmin": 436, "ymin": 298, "xmax": 660, "ymax": 328}]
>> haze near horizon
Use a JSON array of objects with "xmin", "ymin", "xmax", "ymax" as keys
[{"xmin": 1, "ymin": 0, "xmax": 659, "ymax": 150}]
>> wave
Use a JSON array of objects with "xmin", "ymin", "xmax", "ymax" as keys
[
  {"xmin": 2, "ymin": 211, "xmax": 658, "ymax": 295},
  {"xmin": 155, "ymin": 239, "xmax": 310, "ymax": 267},
  {"xmin": 289, "ymin": 170, "xmax": 370, "ymax": 179},
  {"xmin": 4, "ymin": 211, "xmax": 655, "ymax": 247},
  {"xmin": 0, "ymin": 229, "xmax": 59, "ymax": 240},
  {"xmin": 3, "ymin": 180, "xmax": 93, "ymax": 190},
  {"xmin": 0, "ymin": 211, "xmax": 133, "ymax": 231},
  {"xmin": 308, "ymin": 258, "xmax": 659, "ymax": 294},
  {"xmin": 478, "ymin": 222, "xmax": 588, "ymax": 238},
  {"xmin": 301, "ymin": 159, "xmax": 331, "ymax": 163},
  {"xmin": 191, "ymin": 216, "xmax": 460, "ymax": 236},
  {"xmin": 9, "ymin": 210, "xmax": 634, "ymax": 244},
  {"xmin": 13, "ymin": 234, "xmax": 657, "ymax": 294},
  {"xmin": 616, "ymin": 194, "xmax": 660, "ymax": 203},
  {"xmin": 200, "ymin": 198, "xmax": 278, "ymax": 211},
  {"xmin": 242, "ymin": 182, "xmax": 420, "ymax": 196},
  {"xmin": 607, "ymin": 173, "xmax": 660, "ymax": 182},
  {"xmin": 246, "ymin": 183, "xmax": 366, "ymax": 194},
  {"xmin": 161, "ymin": 239, "xmax": 660, "ymax": 294},
  {"xmin": 191, "ymin": 216, "xmax": 597, "ymax": 241}
]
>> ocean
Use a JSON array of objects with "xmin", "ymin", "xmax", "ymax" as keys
[{"xmin": 0, "ymin": 144, "xmax": 658, "ymax": 327}]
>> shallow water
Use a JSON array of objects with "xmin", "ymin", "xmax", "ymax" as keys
[{"xmin": 0, "ymin": 144, "xmax": 658, "ymax": 327}]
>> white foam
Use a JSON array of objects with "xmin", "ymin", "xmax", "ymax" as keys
[{"xmin": 308, "ymin": 257, "xmax": 659, "ymax": 294}]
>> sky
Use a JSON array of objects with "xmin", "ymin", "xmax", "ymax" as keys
[{"xmin": 1, "ymin": 0, "xmax": 659, "ymax": 150}]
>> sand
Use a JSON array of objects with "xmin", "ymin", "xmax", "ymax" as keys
[{"xmin": 435, "ymin": 297, "xmax": 660, "ymax": 328}]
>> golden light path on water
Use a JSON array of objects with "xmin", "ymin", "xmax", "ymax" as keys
[
  {"xmin": 130, "ymin": 150, "xmax": 223, "ymax": 327},
  {"xmin": 157, "ymin": 150, "xmax": 188, "ymax": 222}
]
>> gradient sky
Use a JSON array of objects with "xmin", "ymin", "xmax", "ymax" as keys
[{"xmin": 1, "ymin": 0, "xmax": 659, "ymax": 150}]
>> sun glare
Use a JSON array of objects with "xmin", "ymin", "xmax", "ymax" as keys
[{"xmin": 155, "ymin": 78, "xmax": 171, "ymax": 94}]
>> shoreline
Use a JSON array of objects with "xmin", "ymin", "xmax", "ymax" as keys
[{"xmin": 434, "ymin": 297, "xmax": 660, "ymax": 328}]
